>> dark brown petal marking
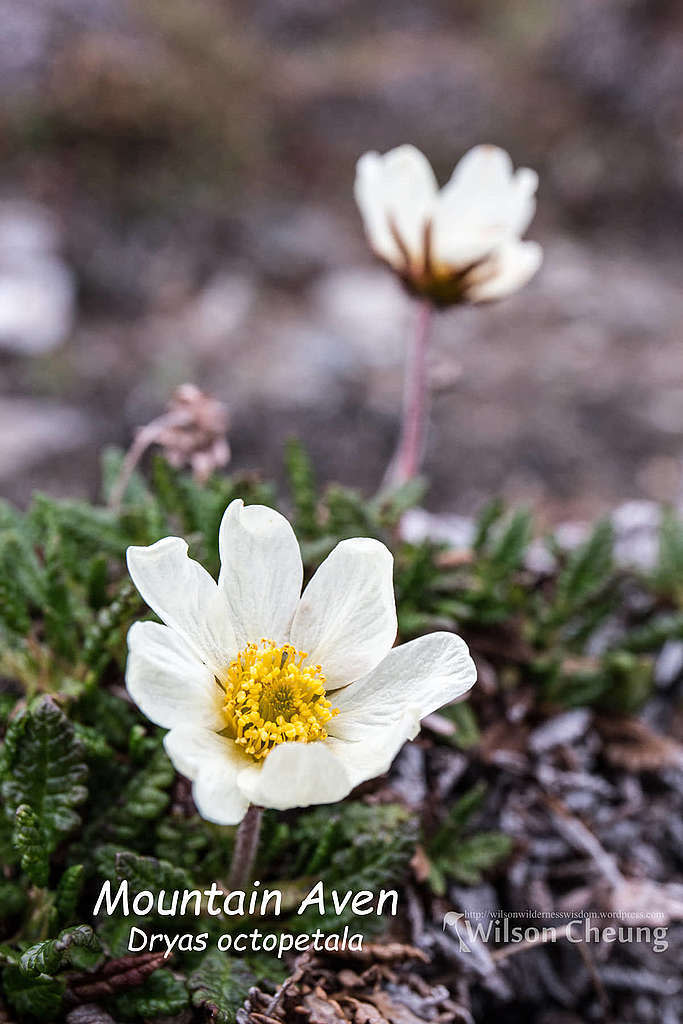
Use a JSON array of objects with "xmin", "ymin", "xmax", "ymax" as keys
[
  {"xmin": 387, "ymin": 213, "xmax": 412, "ymax": 274},
  {"xmin": 422, "ymin": 218, "xmax": 434, "ymax": 279}
]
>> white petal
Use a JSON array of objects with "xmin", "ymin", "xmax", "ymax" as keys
[
  {"xmin": 449, "ymin": 144, "xmax": 514, "ymax": 192},
  {"xmin": 290, "ymin": 538, "xmax": 397, "ymax": 688},
  {"xmin": 163, "ymin": 725, "xmax": 227, "ymax": 779},
  {"xmin": 127, "ymin": 538, "xmax": 237, "ymax": 676},
  {"xmin": 431, "ymin": 216, "xmax": 500, "ymax": 270},
  {"xmin": 509, "ymin": 167, "xmax": 539, "ymax": 236},
  {"xmin": 164, "ymin": 727, "xmax": 251, "ymax": 825},
  {"xmin": 330, "ymin": 630, "xmax": 476, "ymax": 739},
  {"xmin": 328, "ymin": 631, "xmax": 476, "ymax": 783},
  {"xmin": 193, "ymin": 756, "xmax": 251, "ymax": 826},
  {"xmin": 381, "ymin": 145, "xmax": 438, "ymax": 267},
  {"xmin": 325, "ymin": 730, "xmax": 414, "ymax": 789},
  {"xmin": 432, "ymin": 147, "xmax": 539, "ymax": 270},
  {"xmin": 466, "ymin": 240, "xmax": 543, "ymax": 302},
  {"xmin": 355, "ymin": 152, "xmax": 403, "ymax": 267},
  {"xmin": 126, "ymin": 621, "xmax": 225, "ymax": 730},
  {"xmin": 237, "ymin": 742, "xmax": 352, "ymax": 810},
  {"xmin": 218, "ymin": 500, "xmax": 303, "ymax": 648}
]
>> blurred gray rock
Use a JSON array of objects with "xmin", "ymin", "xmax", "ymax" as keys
[
  {"xmin": 0, "ymin": 398, "xmax": 89, "ymax": 480},
  {"xmin": 312, "ymin": 267, "xmax": 410, "ymax": 369},
  {"xmin": 612, "ymin": 500, "xmax": 662, "ymax": 571},
  {"xmin": 0, "ymin": 201, "xmax": 76, "ymax": 354},
  {"xmin": 401, "ymin": 507, "xmax": 475, "ymax": 548},
  {"xmin": 655, "ymin": 641, "xmax": 683, "ymax": 690}
]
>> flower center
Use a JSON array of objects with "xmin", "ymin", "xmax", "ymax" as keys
[{"xmin": 221, "ymin": 640, "xmax": 338, "ymax": 761}]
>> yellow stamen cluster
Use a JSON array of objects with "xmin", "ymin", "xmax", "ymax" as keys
[{"xmin": 222, "ymin": 640, "xmax": 337, "ymax": 761}]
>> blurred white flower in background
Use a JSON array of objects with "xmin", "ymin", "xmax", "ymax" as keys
[
  {"xmin": 355, "ymin": 144, "xmax": 542, "ymax": 306},
  {"xmin": 125, "ymin": 499, "xmax": 476, "ymax": 824},
  {"xmin": 0, "ymin": 201, "xmax": 75, "ymax": 354}
]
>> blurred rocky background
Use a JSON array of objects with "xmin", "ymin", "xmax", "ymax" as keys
[{"xmin": 1, "ymin": 0, "xmax": 682, "ymax": 521}]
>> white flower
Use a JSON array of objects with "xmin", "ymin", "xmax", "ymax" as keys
[
  {"xmin": 125, "ymin": 500, "xmax": 476, "ymax": 824},
  {"xmin": 354, "ymin": 143, "xmax": 542, "ymax": 305}
]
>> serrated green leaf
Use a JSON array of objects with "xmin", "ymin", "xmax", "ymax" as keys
[
  {"xmin": 553, "ymin": 519, "xmax": 614, "ymax": 617},
  {"xmin": 0, "ymin": 880, "xmax": 27, "ymax": 920},
  {"xmin": 372, "ymin": 476, "xmax": 426, "ymax": 527},
  {"xmin": 114, "ymin": 968, "xmax": 188, "ymax": 1018},
  {"xmin": 427, "ymin": 784, "xmax": 512, "ymax": 894},
  {"xmin": 654, "ymin": 508, "xmax": 683, "ymax": 600},
  {"xmin": 285, "ymin": 437, "xmax": 318, "ymax": 538},
  {"xmin": 106, "ymin": 746, "xmax": 174, "ymax": 842},
  {"xmin": 429, "ymin": 782, "xmax": 487, "ymax": 859},
  {"xmin": 189, "ymin": 951, "xmax": 255, "ymax": 1024},
  {"xmin": 95, "ymin": 914, "xmax": 135, "ymax": 958},
  {"xmin": 2, "ymin": 698, "xmax": 88, "ymax": 856},
  {"xmin": 154, "ymin": 814, "xmax": 211, "ymax": 870},
  {"xmin": 2, "ymin": 965, "xmax": 65, "ymax": 1019},
  {"xmin": 72, "ymin": 723, "xmax": 113, "ymax": 761},
  {"xmin": 439, "ymin": 832, "xmax": 513, "ymax": 887},
  {"xmin": 56, "ymin": 864, "xmax": 85, "ymax": 923},
  {"xmin": 0, "ymin": 533, "xmax": 37, "ymax": 637},
  {"xmin": 13, "ymin": 804, "xmax": 49, "ymax": 887},
  {"xmin": 486, "ymin": 509, "xmax": 532, "ymax": 580},
  {"xmin": 621, "ymin": 611, "xmax": 683, "ymax": 653},
  {"xmin": 473, "ymin": 497, "xmax": 505, "ymax": 553},
  {"xmin": 20, "ymin": 924, "xmax": 101, "ymax": 979},
  {"xmin": 285, "ymin": 803, "xmax": 417, "ymax": 933},
  {"xmin": 440, "ymin": 702, "xmax": 480, "ymax": 750},
  {"xmin": 114, "ymin": 850, "xmax": 195, "ymax": 893}
]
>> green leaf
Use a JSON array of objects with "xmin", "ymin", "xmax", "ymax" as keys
[
  {"xmin": 622, "ymin": 611, "xmax": 683, "ymax": 653},
  {"xmin": 285, "ymin": 438, "xmax": 318, "ymax": 538},
  {"xmin": 429, "ymin": 783, "xmax": 484, "ymax": 855},
  {"xmin": 79, "ymin": 743, "xmax": 174, "ymax": 854},
  {"xmin": 440, "ymin": 703, "xmax": 480, "ymax": 750},
  {"xmin": 286, "ymin": 803, "xmax": 417, "ymax": 933},
  {"xmin": 106, "ymin": 745, "xmax": 174, "ymax": 842},
  {"xmin": 40, "ymin": 513, "xmax": 79, "ymax": 658},
  {"xmin": 93, "ymin": 846, "xmax": 196, "ymax": 940},
  {"xmin": 544, "ymin": 650, "xmax": 653, "ymax": 712},
  {"xmin": 654, "ymin": 508, "xmax": 683, "ymax": 600},
  {"xmin": 72, "ymin": 723, "xmax": 113, "ymax": 761},
  {"xmin": 81, "ymin": 579, "xmax": 139, "ymax": 676},
  {"xmin": 154, "ymin": 814, "xmax": 212, "ymax": 870},
  {"xmin": 427, "ymin": 783, "xmax": 512, "ymax": 893},
  {"xmin": 473, "ymin": 497, "xmax": 505, "ymax": 553},
  {"xmin": 13, "ymin": 804, "xmax": 49, "ymax": 887},
  {"xmin": 553, "ymin": 519, "xmax": 614, "ymax": 617},
  {"xmin": 486, "ymin": 509, "xmax": 532, "ymax": 581},
  {"xmin": 2, "ymin": 698, "xmax": 88, "ymax": 856},
  {"xmin": 2, "ymin": 966, "xmax": 64, "ymax": 1019},
  {"xmin": 0, "ymin": 533, "xmax": 37, "ymax": 638},
  {"xmin": 56, "ymin": 864, "xmax": 85, "ymax": 922},
  {"xmin": 0, "ymin": 880, "xmax": 27, "ymax": 920},
  {"xmin": 599, "ymin": 651, "xmax": 653, "ymax": 713},
  {"xmin": 372, "ymin": 476, "xmax": 426, "ymax": 527},
  {"xmin": 439, "ymin": 832, "xmax": 513, "ymax": 887},
  {"xmin": 114, "ymin": 969, "xmax": 188, "ymax": 1019},
  {"xmin": 20, "ymin": 924, "xmax": 101, "ymax": 979},
  {"xmin": 113, "ymin": 850, "xmax": 194, "ymax": 895},
  {"xmin": 189, "ymin": 950, "xmax": 256, "ymax": 1024}
]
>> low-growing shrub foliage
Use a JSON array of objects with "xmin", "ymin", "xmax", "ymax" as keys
[{"xmin": 1, "ymin": 446, "xmax": 681, "ymax": 1019}]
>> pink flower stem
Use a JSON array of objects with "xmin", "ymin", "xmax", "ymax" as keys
[
  {"xmin": 108, "ymin": 410, "xmax": 184, "ymax": 513},
  {"xmin": 388, "ymin": 298, "xmax": 434, "ymax": 487},
  {"xmin": 228, "ymin": 804, "xmax": 263, "ymax": 891}
]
